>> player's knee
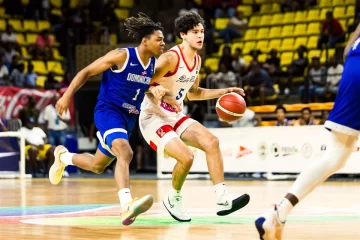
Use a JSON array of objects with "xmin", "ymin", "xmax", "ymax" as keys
[
  {"xmin": 181, "ymin": 149, "xmax": 194, "ymax": 167},
  {"xmin": 203, "ymin": 135, "xmax": 220, "ymax": 152},
  {"xmin": 111, "ymin": 139, "xmax": 133, "ymax": 163},
  {"xmin": 92, "ymin": 164, "xmax": 106, "ymax": 174}
]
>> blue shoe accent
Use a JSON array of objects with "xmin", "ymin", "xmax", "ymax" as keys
[{"xmin": 255, "ymin": 217, "xmax": 266, "ymax": 240}]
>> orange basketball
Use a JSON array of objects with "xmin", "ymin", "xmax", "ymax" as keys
[{"xmin": 216, "ymin": 93, "xmax": 246, "ymax": 123}]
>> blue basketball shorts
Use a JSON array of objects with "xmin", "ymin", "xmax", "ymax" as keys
[{"xmin": 325, "ymin": 56, "xmax": 360, "ymax": 137}]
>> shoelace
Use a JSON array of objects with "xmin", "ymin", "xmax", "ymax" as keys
[{"xmin": 175, "ymin": 196, "xmax": 188, "ymax": 214}]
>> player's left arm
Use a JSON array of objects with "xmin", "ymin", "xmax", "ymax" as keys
[{"xmin": 187, "ymin": 58, "xmax": 245, "ymax": 101}]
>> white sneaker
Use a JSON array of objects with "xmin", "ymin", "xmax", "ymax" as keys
[
  {"xmin": 49, "ymin": 145, "xmax": 68, "ymax": 185},
  {"xmin": 163, "ymin": 193, "xmax": 191, "ymax": 222},
  {"xmin": 216, "ymin": 192, "xmax": 250, "ymax": 216},
  {"xmin": 120, "ymin": 195, "xmax": 154, "ymax": 226},
  {"xmin": 255, "ymin": 205, "xmax": 285, "ymax": 240}
]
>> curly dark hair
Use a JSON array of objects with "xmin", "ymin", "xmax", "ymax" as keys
[
  {"xmin": 174, "ymin": 12, "xmax": 205, "ymax": 39},
  {"xmin": 124, "ymin": 13, "xmax": 164, "ymax": 43}
]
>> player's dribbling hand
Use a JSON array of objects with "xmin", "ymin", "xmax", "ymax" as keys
[
  {"xmin": 226, "ymin": 87, "xmax": 245, "ymax": 97},
  {"xmin": 162, "ymin": 95, "xmax": 182, "ymax": 113},
  {"xmin": 149, "ymin": 85, "xmax": 170, "ymax": 100},
  {"xmin": 56, "ymin": 95, "xmax": 71, "ymax": 117}
]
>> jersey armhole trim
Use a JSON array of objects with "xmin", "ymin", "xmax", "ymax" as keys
[
  {"xmin": 164, "ymin": 50, "xmax": 180, "ymax": 77},
  {"xmin": 110, "ymin": 48, "xmax": 129, "ymax": 73}
]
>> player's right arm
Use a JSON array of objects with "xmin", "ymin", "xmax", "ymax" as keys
[
  {"xmin": 344, "ymin": 23, "xmax": 360, "ymax": 62},
  {"xmin": 56, "ymin": 49, "xmax": 127, "ymax": 115}
]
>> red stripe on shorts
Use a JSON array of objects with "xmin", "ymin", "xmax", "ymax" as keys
[
  {"xmin": 156, "ymin": 124, "xmax": 173, "ymax": 138},
  {"xmin": 150, "ymin": 141, "xmax": 157, "ymax": 151},
  {"xmin": 173, "ymin": 116, "xmax": 189, "ymax": 131}
]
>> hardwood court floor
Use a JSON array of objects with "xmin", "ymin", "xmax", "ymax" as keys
[{"xmin": 0, "ymin": 178, "xmax": 360, "ymax": 240}]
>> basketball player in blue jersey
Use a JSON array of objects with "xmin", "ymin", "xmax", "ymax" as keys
[
  {"xmin": 255, "ymin": 24, "xmax": 360, "ymax": 240},
  {"xmin": 48, "ymin": 13, "xmax": 166, "ymax": 226}
]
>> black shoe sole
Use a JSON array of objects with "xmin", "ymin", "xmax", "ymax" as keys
[
  {"xmin": 162, "ymin": 200, "xmax": 191, "ymax": 222},
  {"xmin": 217, "ymin": 194, "xmax": 250, "ymax": 216}
]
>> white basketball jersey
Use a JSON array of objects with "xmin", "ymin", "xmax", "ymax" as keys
[{"xmin": 141, "ymin": 45, "xmax": 200, "ymax": 117}]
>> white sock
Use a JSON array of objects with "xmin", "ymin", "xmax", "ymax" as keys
[
  {"xmin": 118, "ymin": 188, "xmax": 132, "ymax": 207},
  {"xmin": 60, "ymin": 152, "xmax": 74, "ymax": 166},
  {"xmin": 168, "ymin": 187, "xmax": 181, "ymax": 200},
  {"xmin": 277, "ymin": 198, "xmax": 293, "ymax": 222},
  {"xmin": 214, "ymin": 182, "xmax": 227, "ymax": 200}
]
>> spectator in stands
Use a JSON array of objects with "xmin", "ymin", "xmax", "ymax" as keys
[
  {"xmin": 60, "ymin": 72, "xmax": 72, "ymax": 88},
  {"xmin": 3, "ymin": 43, "xmax": 18, "ymax": 66},
  {"xmin": 217, "ymin": 10, "xmax": 248, "ymax": 43},
  {"xmin": 39, "ymin": 93, "xmax": 70, "ymax": 146},
  {"xmin": 219, "ymin": 46, "xmax": 234, "ymax": 71},
  {"xmin": 0, "ymin": 106, "xmax": 7, "ymax": 132},
  {"xmin": 25, "ymin": 64, "xmax": 38, "ymax": 88},
  {"xmin": 179, "ymin": 0, "xmax": 200, "ymax": 16},
  {"xmin": 232, "ymin": 48, "xmax": 247, "ymax": 74},
  {"xmin": 9, "ymin": 63, "xmax": 26, "ymax": 87},
  {"xmin": 249, "ymin": 49, "xmax": 262, "ymax": 64},
  {"xmin": 317, "ymin": 110, "xmax": 329, "ymax": 125},
  {"xmin": 200, "ymin": 9, "xmax": 216, "ymax": 55},
  {"xmin": 1, "ymin": 24, "xmax": 17, "ymax": 44},
  {"xmin": 244, "ymin": 61, "xmax": 275, "ymax": 105},
  {"xmin": 231, "ymin": 108, "xmax": 262, "ymax": 127},
  {"xmin": 45, "ymin": 72, "xmax": 60, "ymax": 90},
  {"xmin": 275, "ymin": 105, "xmax": 294, "ymax": 126},
  {"xmin": 8, "ymin": 54, "xmax": 21, "ymax": 74},
  {"xmin": 317, "ymin": 11, "xmax": 345, "ymax": 49},
  {"xmin": 33, "ymin": 30, "xmax": 54, "ymax": 60},
  {"xmin": 19, "ymin": 116, "xmax": 55, "ymax": 177},
  {"xmin": 287, "ymin": 45, "xmax": 309, "ymax": 95},
  {"xmin": 315, "ymin": 56, "xmax": 343, "ymax": 100},
  {"xmin": 210, "ymin": 62, "xmax": 237, "ymax": 89},
  {"xmin": 299, "ymin": 56, "xmax": 327, "ymax": 102},
  {"xmin": 19, "ymin": 96, "xmax": 39, "ymax": 128},
  {"xmin": 296, "ymin": 107, "xmax": 315, "ymax": 125},
  {"xmin": 214, "ymin": 0, "xmax": 238, "ymax": 18},
  {"xmin": 263, "ymin": 49, "xmax": 281, "ymax": 77},
  {"xmin": 0, "ymin": 57, "xmax": 9, "ymax": 86}
]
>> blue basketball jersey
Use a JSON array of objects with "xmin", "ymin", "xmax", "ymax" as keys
[{"xmin": 97, "ymin": 47, "xmax": 156, "ymax": 114}]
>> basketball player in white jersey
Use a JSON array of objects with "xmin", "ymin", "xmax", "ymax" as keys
[
  {"xmin": 255, "ymin": 24, "xmax": 360, "ymax": 240},
  {"xmin": 140, "ymin": 12, "xmax": 250, "ymax": 222}
]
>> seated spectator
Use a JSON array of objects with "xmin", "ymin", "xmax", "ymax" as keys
[
  {"xmin": 8, "ymin": 54, "xmax": 21, "ymax": 74},
  {"xmin": 218, "ymin": 10, "xmax": 247, "ymax": 43},
  {"xmin": 39, "ymin": 93, "xmax": 70, "ymax": 146},
  {"xmin": 25, "ymin": 64, "xmax": 38, "ymax": 88},
  {"xmin": 275, "ymin": 105, "xmax": 294, "ymax": 126},
  {"xmin": 3, "ymin": 43, "xmax": 18, "ymax": 65},
  {"xmin": 9, "ymin": 63, "xmax": 26, "ymax": 87},
  {"xmin": 299, "ymin": 56, "xmax": 327, "ymax": 102},
  {"xmin": 60, "ymin": 72, "xmax": 72, "ymax": 88},
  {"xmin": 232, "ymin": 48, "xmax": 247, "ymax": 74},
  {"xmin": 296, "ymin": 107, "xmax": 315, "ymax": 125},
  {"xmin": 263, "ymin": 49, "xmax": 281, "ymax": 77},
  {"xmin": 19, "ymin": 96, "xmax": 40, "ymax": 127},
  {"xmin": 1, "ymin": 24, "xmax": 17, "ymax": 44},
  {"xmin": 19, "ymin": 116, "xmax": 55, "ymax": 177},
  {"xmin": 317, "ymin": 110, "xmax": 329, "ymax": 125},
  {"xmin": 249, "ymin": 49, "xmax": 262, "ymax": 64},
  {"xmin": 317, "ymin": 11, "xmax": 345, "ymax": 49},
  {"xmin": 179, "ymin": 0, "xmax": 199, "ymax": 16},
  {"xmin": 214, "ymin": 0, "xmax": 238, "ymax": 18},
  {"xmin": 0, "ymin": 57, "xmax": 9, "ymax": 86},
  {"xmin": 286, "ymin": 45, "xmax": 309, "ymax": 94},
  {"xmin": 210, "ymin": 63, "xmax": 237, "ymax": 89},
  {"xmin": 244, "ymin": 61, "xmax": 275, "ymax": 105},
  {"xmin": 315, "ymin": 56, "xmax": 343, "ymax": 99},
  {"xmin": 219, "ymin": 46, "xmax": 234, "ymax": 71},
  {"xmin": 32, "ymin": 30, "xmax": 54, "ymax": 60}
]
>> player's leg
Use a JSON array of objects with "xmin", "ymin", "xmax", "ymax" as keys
[
  {"xmin": 255, "ymin": 130, "xmax": 357, "ymax": 240},
  {"xmin": 180, "ymin": 121, "xmax": 250, "ymax": 216},
  {"xmin": 139, "ymin": 114, "xmax": 194, "ymax": 222}
]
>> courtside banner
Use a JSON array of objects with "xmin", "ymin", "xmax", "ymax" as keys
[
  {"xmin": 0, "ymin": 87, "xmax": 74, "ymax": 124},
  {"xmin": 158, "ymin": 126, "xmax": 360, "ymax": 174}
]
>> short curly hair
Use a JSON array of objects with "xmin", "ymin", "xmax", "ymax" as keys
[{"xmin": 174, "ymin": 12, "xmax": 205, "ymax": 39}]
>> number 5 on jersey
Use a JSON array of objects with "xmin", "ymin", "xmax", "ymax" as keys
[{"xmin": 176, "ymin": 88, "xmax": 185, "ymax": 100}]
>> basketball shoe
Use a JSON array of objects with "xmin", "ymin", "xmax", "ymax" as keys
[
  {"xmin": 163, "ymin": 192, "xmax": 191, "ymax": 222},
  {"xmin": 216, "ymin": 192, "xmax": 250, "ymax": 216},
  {"xmin": 255, "ymin": 205, "xmax": 285, "ymax": 240},
  {"xmin": 120, "ymin": 195, "xmax": 154, "ymax": 225},
  {"xmin": 49, "ymin": 145, "xmax": 68, "ymax": 185}
]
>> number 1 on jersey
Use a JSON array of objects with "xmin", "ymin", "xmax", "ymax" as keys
[
  {"xmin": 133, "ymin": 89, "xmax": 141, "ymax": 101},
  {"xmin": 176, "ymin": 88, "xmax": 185, "ymax": 100}
]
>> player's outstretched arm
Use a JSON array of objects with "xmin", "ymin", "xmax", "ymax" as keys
[
  {"xmin": 344, "ymin": 23, "xmax": 360, "ymax": 61},
  {"xmin": 56, "ymin": 49, "xmax": 127, "ymax": 115},
  {"xmin": 147, "ymin": 52, "xmax": 177, "ymax": 99}
]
